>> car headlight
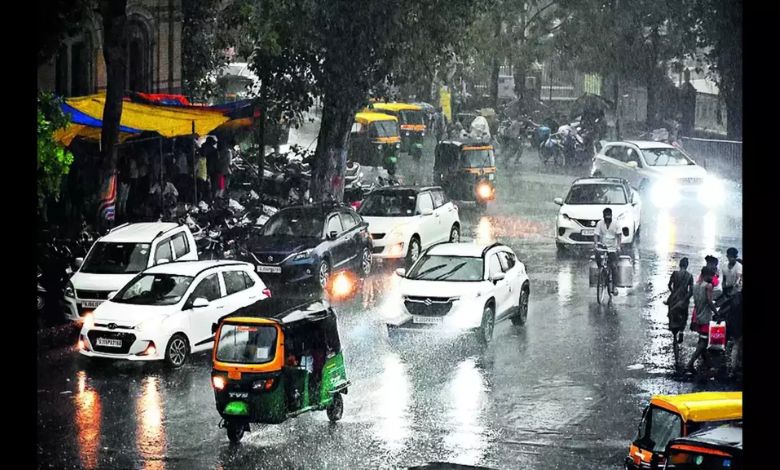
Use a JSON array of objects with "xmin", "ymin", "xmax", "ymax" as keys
[
  {"xmin": 650, "ymin": 180, "xmax": 680, "ymax": 207},
  {"xmin": 65, "ymin": 281, "xmax": 75, "ymax": 298},
  {"xmin": 83, "ymin": 312, "xmax": 94, "ymax": 329},
  {"xmin": 377, "ymin": 144, "xmax": 384, "ymax": 150},
  {"xmin": 294, "ymin": 249, "xmax": 313, "ymax": 261},
  {"xmin": 698, "ymin": 176, "xmax": 724, "ymax": 207}
]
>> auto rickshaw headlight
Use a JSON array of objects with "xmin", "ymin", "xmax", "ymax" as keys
[
  {"xmin": 477, "ymin": 182, "xmax": 493, "ymax": 199},
  {"xmin": 252, "ymin": 378, "xmax": 275, "ymax": 391},
  {"xmin": 212, "ymin": 375, "xmax": 226, "ymax": 390}
]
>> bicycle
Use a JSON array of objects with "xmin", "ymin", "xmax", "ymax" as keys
[{"xmin": 594, "ymin": 244, "xmax": 616, "ymax": 305}]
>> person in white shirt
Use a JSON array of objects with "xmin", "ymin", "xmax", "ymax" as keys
[{"xmin": 593, "ymin": 207, "xmax": 622, "ymax": 295}]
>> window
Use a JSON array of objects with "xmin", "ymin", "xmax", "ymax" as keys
[
  {"xmin": 154, "ymin": 238, "xmax": 173, "ymax": 263},
  {"xmin": 488, "ymin": 253, "xmax": 502, "ymax": 277},
  {"xmin": 339, "ymin": 212, "xmax": 358, "ymax": 231},
  {"xmin": 498, "ymin": 251, "xmax": 516, "ymax": 272},
  {"xmin": 188, "ymin": 273, "xmax": 222, "ymax": 303},
  {"xmin": 262, "ymin": 209, "xmax": 324, "ymax": 237},
  {"xmin": 431, "ymin": 189, "xmax": 445, "ymax": 208},
  {"xmin": 216, "ymin": 324, "xmax": 277, "ymax": 364},
  {"xmin": 223, "ymin": 270, "xmax": 248, "ymax": 296},
  {"xmin": 635, "ymin": 406, "xmax": 683, "ymax": 453},
  {"xmin": 326, "ymin": 215, "xmax": 344, "ymax": 235},
  {"xmin": 565, "ymin": 184, "xmax": 628, "ymax": 205},
  {"xmin": 114, "ymin": 274, "xmax": 193, "ymax": 306},
  {"xmin": 625, "ymin": 148, "xmax": 641, "ymax": 165},
  {"xmin": 416, "ymin": 193, "xmax": 434, "ymax": 213},
  {"xmin": 241, "ymin": 271, "xmax": 256, "ymax": 288},
  {"xmin": 171, "ymin": 233, "xmax": 189, "ymax": 259},
  {"xmin": 351, "ymin": 122, "xmax": 363, "ymax": 134},
  {"xmin": 359, "ymin": 190, "xmax": 417, "ymax": 216},
  {"xmin": 81, "ymin": 242, "xmax": 150, "ymax": 274},
  {"xmin": 407, "ymin": 255, "xmax": 484, "ymax": 282},
  {"xmin": 605, "ymin": 146, "xmax": 625, "ymax": 161}
]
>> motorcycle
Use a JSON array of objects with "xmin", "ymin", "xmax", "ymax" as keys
[{"xmin": 539, "ymin": 132, "xmax": 565, "ymax": 167}]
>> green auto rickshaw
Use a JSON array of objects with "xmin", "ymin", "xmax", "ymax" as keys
[
  {"xmin": 368, "ymin": 102, "xmax": 426, "ymax": 160},
  {"xmin": 211, "ymin": 298, "xmax": 350, "ymax": 443},
  {"xmin": 433, "ymin": 140, "xmax": 497, "ymax": 211},
  {"xmin": 349, "ymin": 111, "xmax": 401, "ymax": 174}
]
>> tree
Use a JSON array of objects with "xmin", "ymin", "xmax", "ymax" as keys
[
  {"xmin": 37, "ymin": 93, "xmax": 75, "ymax": 220},
  {"xmin": 37, "ymin": 0, "xmax": 95, "ymax": 66},
  {"xmin": 182, "ymin": 0, "xmax": 227, "ymax": 101}
]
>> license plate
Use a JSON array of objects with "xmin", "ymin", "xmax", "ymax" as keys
[
  {"xmin": 581, "ymin": 229, "xmax": 595, "ymax": 236},
  {"xmin": 95, "ymin": 337, "xmax": 122, "ymax": 348},
  {"xmin": 256, "ymin": 265, "xmax": 282, "ymax": 274},
  {"xmin": 413, "ymin": 315, "xmax": 443, "ymax": 325},
  {"xmin": 81, "ymin": 300, "xmax": 103, "ymax": 309}
]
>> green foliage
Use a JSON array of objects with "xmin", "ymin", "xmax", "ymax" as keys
[
  {"xmin": 182, "ymin": 0, "xmax": 229, "ymax": 101},
  {"xmin": 37, "ymin": 93, "xmax": 74, "ymax": 206}
]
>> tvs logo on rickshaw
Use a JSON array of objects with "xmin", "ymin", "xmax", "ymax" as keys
[{"xmin": 229, "ymin": 392, "xmax": 248, "ymax": 399}]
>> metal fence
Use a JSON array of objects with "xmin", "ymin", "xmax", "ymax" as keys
[{"xmin": 680, "ymin": 137, "xmax": 742, "ymax": 182}]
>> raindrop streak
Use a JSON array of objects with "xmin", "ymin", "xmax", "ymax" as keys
[
  {"xmin": 443, "ymin": 358, "xmax": 489, "ymax": 465},
  {"xmin": 74, "ymin": 370, "xmax": 102, "ymax": 470},
  {"xmin": 700, "ymin": 210, "xmax": 717, "ymax": 257},
  {"xmin": 557, "ymin": 262, "xmax": 574, "ymax": 306},
  {"xmin": 135, "ymin": 376, "xmax": 166, "ymax": 470},
  {"xmin": 475, "ymin": 216, "xmax": 495, "ymax": 245}
]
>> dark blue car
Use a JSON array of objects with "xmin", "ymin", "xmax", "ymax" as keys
[{"xmin": 239, "ymin": 203, "xmax": 373, "ymax": 289}]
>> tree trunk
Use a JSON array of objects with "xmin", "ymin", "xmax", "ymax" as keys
[
  {"xmin": 724, "ymin": 90, "xmax": 741, "ymax": 140},
  {"xmin": 98, "ymin": 0, "xmax": 127, "ymax": 228},
  {"xmin": 490, "ymin": 11, "xmax": 502, "ymax": 109},
  {"xmin": 311, "ymin": 96, "xmax": 355, "ymax": 202}
]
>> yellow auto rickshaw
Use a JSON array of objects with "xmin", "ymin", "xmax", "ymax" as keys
[
  {"xmin": 349, "ymin": 111, "xmax": 401, "ymax": 174},
  {"xmin": 367, "ymin": 102, "xmax": 426, "ymax": 160},
  {"xmin": 211, "ymin": 298, "xmax": 349, "ymax": 443},
  {"xmin": 433, "ymin": 140, "xmax": 497, "ymax": 210},
  {"xmin": 626, "ymin": 392, "xmax": 742, "ymax": 469}
]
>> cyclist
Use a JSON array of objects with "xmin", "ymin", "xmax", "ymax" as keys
[{"xmin": 593, "ymin": 207, "xmax": 622, "ymax": 296}]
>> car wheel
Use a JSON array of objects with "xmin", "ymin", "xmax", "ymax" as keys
[
  {"xmin": 406, "ymin": 237, "xmax": 421, "ymax": 268},
  {"xmin": 326, "ymin": 393, "xmax": 344, "ymax": 422},
  {"xmin": 165, "ymin": 334, "xmax": 189, "ymax": 369},
  {"xmin": 359, "ymin": 247, "xmax": 372, "ymax": 277},
  {"xmin": 226, "ymin": 420, "xmax": 245, "ymax": 443},
  {"xmin": 449, "ymin": 224, "xmax": 460, "ymax": 242},
  {"xmin": 511, "ymin": 287, "xmax": 529, "ymax": 326},
  {"xmin": 316, "ymin": 259, "xmax": 331, "ymax": 289},
  {"xmin": 478, "ymin": 304, "xmax": 495, "ymax": 344}
]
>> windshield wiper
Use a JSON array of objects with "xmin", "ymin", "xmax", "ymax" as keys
[
  {"xmin": 414, "ymin": 264, "xmax": 447, "ymax": 278},
  {"xmin": 432, "ymin": 262, "xmax": 467, "ymax": 280}
]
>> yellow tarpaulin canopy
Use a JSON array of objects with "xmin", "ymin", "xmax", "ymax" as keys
[
  {"xmin": 66, "ymin": 94, "xmax": 230, "ymax": 138},
  {"xmin": 53, "ymin": 124, "xmax": 138, "ymax": 147}
]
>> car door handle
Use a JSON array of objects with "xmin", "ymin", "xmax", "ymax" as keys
[{"xmin": 216, "ymin": 306, "xmax": 225, "ymax": 309}]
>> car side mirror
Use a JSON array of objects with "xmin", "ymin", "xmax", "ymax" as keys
[
  {"xmin": 420, "ymin": 208, "xmax": 434, "ymax": 216},
  {"xmin": 211, "ymin": 323, "xmax": 219, "ymax": 334},
  {"xmin": 554, "ymin": 197, "xmax": 563, "ymax": 206},
  {"xmin": 626, "ymin": 161, "xmax": 638, "ymax": 168},
  {"xmin": 327, "ymin": 231, "xmax": 338, "ymax": 240},
  {"xmin": 74, "ymin": 257, "xmax": 84, "ymax": 269},
  {"xmin": 395, "ymin": 268, "xmax": 406, "ymax": 278},
  {"xmin": 107, "ymin": 291, "xmax": 118, "ymax": 300},
  {"xmin": 490, "ymin": 272, "xmax": 505, "ymax": 284},
  {"xmin": 192, "ymin": 297, "xmax": 210, "ymax": 309},
  {"xmin": 156, "ymin": 258, "xmax": 170, "ymax": 265}
]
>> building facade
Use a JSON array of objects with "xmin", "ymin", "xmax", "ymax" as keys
[{"xmin": 37, "ymin": 0, "xmax": 183, "ymax": 97}]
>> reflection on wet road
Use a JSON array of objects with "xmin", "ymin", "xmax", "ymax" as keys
[{"xmin": 37, "ymin": 145, "xmax": 741, "ymax": 469}]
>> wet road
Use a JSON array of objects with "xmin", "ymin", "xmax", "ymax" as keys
[{"xmin": 37, "ymin": 137, "xmax": 742, "ymax": 469}]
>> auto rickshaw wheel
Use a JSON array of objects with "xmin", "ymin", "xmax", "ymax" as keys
[
  {"xmin": 326, "ymin": 393, "xmax": 343, "ymax": 422},
  {"xmin": 226, "ymin": 421, "xmax": 245, "ymax": 443}
]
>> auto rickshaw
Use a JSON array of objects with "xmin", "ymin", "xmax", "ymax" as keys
[
  {"xmin": 210, "ymin": 298, "xmax": 350, "ymax": 443},
  {"xmin": 433, "ymin": 140, "xmax": 496, "ymax": 210},
  {"xmin": 626, "ymin": 392, "xmax": 742, "ymax": 470},
  {"xmin": 349, "ymin": 111, "xmax": 401, "ymax": 175},
  {"xmin": 368, "ymin": 102, "xmax": 426, "ymax": 160},
  {"xmin": 663, "ymin": 423, "xmax": 742, "ymax": 469}
]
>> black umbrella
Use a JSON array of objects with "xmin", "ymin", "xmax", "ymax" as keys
[{"xmin": 571, "ymin": 93, "xmax": 613, "ymax": 118}]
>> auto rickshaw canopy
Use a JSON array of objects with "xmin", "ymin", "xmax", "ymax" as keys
[
  {"xmin": 649, "ymin": 392, "xmax": 742, "ymax": 423},
  {"xmin": 354, "ymin": 111, "xmax": 398, "ymax": 125},
  {"xmin": 368, "ymin": 102, "xmax": 422, "ymax": 113}
]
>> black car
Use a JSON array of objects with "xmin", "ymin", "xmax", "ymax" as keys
[{"xmin": 239, "ymin": 203, "xmax": 373, "ymax": 289}]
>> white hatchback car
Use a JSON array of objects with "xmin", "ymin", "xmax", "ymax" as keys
[
  {"xmin": 359, "ymin": 186, "xmax": 461, "ymax": 266},
  {"xmin": 385, "ymin": 242, "xmax": 529, "ymax": 343},
  {"xmin": 591, "ymin": 141, "xmax": 723, "ymax": 207},
  {"xmin": 78, "ymin": 260, "xmax": 270, "ymax": 368},
  {"xmin": 554, "ymin": 177, "xmax": 641, "ymax": 250}
]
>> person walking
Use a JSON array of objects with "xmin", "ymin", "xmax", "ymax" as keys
[
  {"xmin": 665, "ymin": 257, "xmax": 694, "ymax": 345},
  {"xmin": 217, "ymin": 137, "xmax": 234, "ymax": 198},
  {"xmin": 685, "ymin": 266, "xmax": 718, "ymax": 375},
  {"xmin": 196, "ymin": 141, "xmax": 209, "ymax": 203},
  {"xmin": 202, "ymin": 136, "xmax": 219, "ymax": 201}
]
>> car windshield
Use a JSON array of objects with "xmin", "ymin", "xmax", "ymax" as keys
[
  {"xmin": 369, "ymin": 120, "xmax": 399, "ymax": 138},
  {"xmin": 80, "ymin": 242, "xmax": 151, "ymax": 274},
  {"xmin": 359, "ymin": 191, "xmax": 417, "ymax": 216},
  {"xmin": 566, "ymin": 184, "xmax": 627, "ymax": 205},
  {"xmin": 400, "ymin": 110, "xmax": 424, "ymax": 125},
  {"xmin": 407, "ymin": 255, "xmax": 484, "ymax": 281},
  {"xmin": 635, "ymin": 406, "xmax": 683, "ymax": 453},
  {"xmin": 462, "ymin": 149, "xmax": 495, "ymax": 168},
  {"xmin": 216, "ymin": 323, "xmax": 278, "ymax": 364},
  {"xmin": 113, "ymin": 274, "xmax": 193, "ymax": 305},
  {"xmin": 262, "ymin": 210, "xmax": 324, "ymax": 237},
  {"xmin": 642, "ymin": 147, "xmax": 695, "ymax": 166}
]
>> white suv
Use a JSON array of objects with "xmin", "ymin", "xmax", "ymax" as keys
[
  {"xmin": 64, "ymin": 222, "xmax": 198, "ymax": 321},
  {"xmin": 359, "ymin": 186, "xmax": 461, "ymax": 266},
  {"xmin": 592, "ymin": 141, "xmax": 723, "ymax": 207},
  {"xmin": 78, "ymin": 260, "xmax": 269, "ymax": 368},
  {"xmin": 554, "ymin": 177, "xmax": 641, "ymax": 250},
  {"xmin": 385, "ymin": 242, "xmax": 530, "ymax": 344}
]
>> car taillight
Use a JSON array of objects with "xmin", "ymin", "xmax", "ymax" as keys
[{"xmin": 263, "ymin": 288, "xmax": 272, "ymax": 298}]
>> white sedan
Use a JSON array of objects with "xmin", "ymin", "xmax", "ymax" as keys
[
  {"xmin": 554, "ymin": 177, "xmax": 641, "ymax": 250},
  {"xmin": 78, "ymin": 260, "xmax": 270, "ymax": 368},
  {"xmin": 385, "ymin": 242, "xmax": 530, "ymax": 344}
]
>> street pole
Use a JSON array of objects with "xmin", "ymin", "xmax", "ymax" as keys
[
  {"xmin": 192, "ymin": 120, "xmax": 197, "ymax": 205},
  {"xmin": 614, "ymin": 0, "xmax": 621, "ymax": 140}
]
